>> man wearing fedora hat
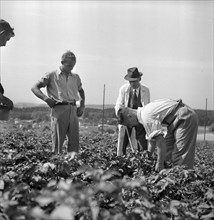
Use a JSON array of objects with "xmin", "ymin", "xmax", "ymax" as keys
[{"xmin": 115, "ymin": 67, "xmax": 150, "ymax": 156}]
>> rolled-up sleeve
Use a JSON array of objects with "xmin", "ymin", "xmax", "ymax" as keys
[
  {"xmin": 144, "ymin": 120, "xmax": 165, "ymax": 140},
  {"xmin": 38, "ymin": 73, "xmax": 50, "ymax": 87},
  {"xmin": 137, "ymin": 109, "xmax": 165, "ymax": 140}
]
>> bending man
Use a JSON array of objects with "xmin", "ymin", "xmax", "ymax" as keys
[{"xmin": 117, "ymin": 99, "xmax": 198, "ymax": 172}]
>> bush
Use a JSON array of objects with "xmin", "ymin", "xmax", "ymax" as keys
[{"xmin": 208, "ymin": 123, "xmax": 214, "ymax": 132}]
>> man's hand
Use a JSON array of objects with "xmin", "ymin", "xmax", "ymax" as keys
[
  {"xmin": 2, "ymin": 96, "xmax": 13, "ymax": 110},
  {"xmin": 44, "ymin": 97, "xmax": 56, "ymax": 108},
  {"xmin": 155, "ymin": 162, "xmax": 165, "ymax": 172},
  {"xmin": 77, "ymin": 106, "xmax": 84, "ymax": 117}
]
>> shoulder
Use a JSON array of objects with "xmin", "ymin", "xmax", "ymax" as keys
[
  {"xmin": 71, "ymin": 72, "xmax": 81, "ymax": 79},
  {"xmin": 45, "ymin": 70, "xmax": 58, "ymax": 77},
  {"xmin": 119, "ymin": 83, "xmax": 129, "ymax": 90},
  {"xmin": 140, "ymin": 83, "xmax": 150, "ymax": 91}
]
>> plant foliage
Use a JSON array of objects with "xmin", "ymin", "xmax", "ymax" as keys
[{"xmin": 0, "ymin": 129, "xmax": 214, "ymax": 220}]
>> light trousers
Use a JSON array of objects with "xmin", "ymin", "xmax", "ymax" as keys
[
  {"xmin": 51, "ymin": 105, "xmax": 79, "ymax": 154},
  {"xmin": 165, "ymin": 105, "xmax": 198, "ymax": 169}
]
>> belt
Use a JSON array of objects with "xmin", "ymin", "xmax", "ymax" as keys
[
  {"xmin": 162, "ymin": 99, "xmax": 185, "ymax": 126},
  {"xmin": 54, "ymin": 101, "xmax": 76, "ymax": 106}
]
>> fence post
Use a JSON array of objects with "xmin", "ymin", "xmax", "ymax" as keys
[
  {"xmin": 102, "ymin": 84, "xmax": 105, "ymax": 134},
  {"xmin": 203, "ymin": 98, "xmax": 207, "ymax": 142}
]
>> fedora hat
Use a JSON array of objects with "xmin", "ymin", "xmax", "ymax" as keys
[{"xmin": 124, "ymin": 67, "xmax": 143, "ymax": 81}]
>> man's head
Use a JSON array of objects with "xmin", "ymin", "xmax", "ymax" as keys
[
  {"xmin": 61, "ymin": 51, "xmax": 76, "ymax": 72},
  {"xmin": 124, "ymin": 67, "xmax": 142, "ymax": 89},
  {"xmin": 117, "ymin": 107, "xmax": 139, "ymax": 127},
  {"xmin": 0, "ymin": 19, "xmax": 15, "ymax": 47}
]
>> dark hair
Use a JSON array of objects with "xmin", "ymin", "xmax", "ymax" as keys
[
  {"xmin": 0, "ymin": 19, "xmax": 15, "ymax": 36},
  {"xmin": 61, "ymin": 51, "xmax": 76, "ymax": 63}
]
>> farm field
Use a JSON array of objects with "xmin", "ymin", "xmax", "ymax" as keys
[
  {"xmin": 0, "ymin": 122, "xmax": 214, "ymax": 220},
  {"xmin": 197, "ymin": 126, "xmax": 214, "ymax": 143}
]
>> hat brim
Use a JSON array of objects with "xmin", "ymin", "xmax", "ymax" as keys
[{"xmin": 124, "ymin": 72, "xmax": 143, "ymax": 81}]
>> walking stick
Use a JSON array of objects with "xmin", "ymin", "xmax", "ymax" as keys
[{"xmin": 125, "ymin": 126, "xmax": 135, "ymax": 153}]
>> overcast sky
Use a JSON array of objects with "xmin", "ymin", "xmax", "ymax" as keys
[{"xmin": 0, "ymin": 0, "xmax": 213, "ymax": 110}]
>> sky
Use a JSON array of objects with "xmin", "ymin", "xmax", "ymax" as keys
[{"xmin": 0, "ymin": 0, "xmax": 213, "ymax": 110}]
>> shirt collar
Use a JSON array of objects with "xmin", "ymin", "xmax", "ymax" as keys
[
  {"xmin": 133, "ymin": 87, "xmax": 140, "ymax": 95},
  {"xmin": 57, "ymin": 67, "xmax": 73, "ymax": 76}
]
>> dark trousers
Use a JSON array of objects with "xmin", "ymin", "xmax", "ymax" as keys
[{"xmin": 122, "ymin": 125, "xmax": 147, "ymax": 155}]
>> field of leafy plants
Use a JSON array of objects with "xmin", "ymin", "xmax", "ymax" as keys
[{"xmin": 0, "ymin": 128, "xmax": 214, "ymax": 220}]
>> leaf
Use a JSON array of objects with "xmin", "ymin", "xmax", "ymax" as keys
[
  {"xmin": 0, "ymin": 179, "xmax": 4, "ymax": 191},
  {"xmin": 0, "ymin": 213, "xmax": 9, "ymax": 220},
  {"xmin": 22, "ymin": 164, "xmax": 37, "ymax": 179},
  {"xmin": 184, "ymin": 211, "xmax": 198, "ymax": 219},
  {"xmin": 5, "ymin": 171, "xmax": 17, "ymax": 179},
  {"xmin": 97, "ymin": 182, "xmax": 118, "ymax": 194},
  {"xmin": 101, "ymin": 171, "xmax": 121, "ymax": 181},
  {"xmin": 99, "ymin": 209, "xmax": 110, "ymax": 219},
  {"xmin": 43, "ymin": 162, "xmax": 56, "ymax": 170},
  {"xmin": 200, "ymin": 212, "xmax": 214, "ymax": 219},
  {"xmin": 205, "ymin": 188, "xmax": 214, "ymax": 200},
  {"xmin": 58, "ymin": 180, "xmax": 71, "ymax": 191},
  {"xmin": 50, "ymin": 205, "xmax": 74, "ymax": 220},
  {"xmin": 197, "ymin": 203, "xmax": 211, "ymax": 209},
  {"xmin": 127, "ymin": 212, "xmax": 142, "ymax": 220},
  {"xmin": 32, "ymin": 175, "xmax": 42, "ymax": 182},
  {"xmin": 170, "ymin": 200, "xmax": 181, "ymax": 216},
  {"xmin": 125, "ymin": 180, "xmax": 142, "ymax": 188},
  {"xmin": 89, "ymin": 201, "xmax": 99, "ymax": 220},
  {"xmin": 30, "ymin": 206, "xmax": 45, "ymax": 218},
  {"xmin": 36, "ymin": 196, "xmax": 54, "ymax": 206}
]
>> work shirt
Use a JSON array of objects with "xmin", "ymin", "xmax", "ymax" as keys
[
  {"xmin": 115, "ymin": 83, "xmax": 150, "ymax": 115},
  {"xmin": 38, "ymin": 68, "xmax": 82, "ymax": 103},
  {"xmin": 137, "ymin": 99, "xmax": 178, "ymax": 140}
]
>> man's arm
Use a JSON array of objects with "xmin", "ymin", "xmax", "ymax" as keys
[
  {"xmin": 78, "ymin": 88, "xmax": 85, "ymax": 108},
  {"xmin": 31, "ymin": 81, "xmax": 55, "ymax": 108},
  {"xmin": 0, "ymin": 83, "xmax": 13, "ymax": 110},
  {"xmin": 115, "ymin": 85, "xmax": 126, "ymax": 116},
  {"xmin": 155, "ymin": 135, "xmax": 166, "ymax": 172},
  {"xmin": 77, "ymin": 88, "xmax": 85, "ymax": 117},
  {"xmin": 0, "ymin": 92, "xmax": 4, "ymax": 103},
  {"xmin": 0, "ymin": 93, "xmax": 13, "ymax": 110},
  {"xmin": 147, "ymin": 139, "xmax": 156, "ymax": 155},
  {"xmin": 0, "ymin": 83, "xmax": 4, "ymax": 94}
]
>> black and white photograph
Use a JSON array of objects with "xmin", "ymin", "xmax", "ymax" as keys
[{"xmin": 0, "ymin": 1, "xmax": 213, "ymax": 219}]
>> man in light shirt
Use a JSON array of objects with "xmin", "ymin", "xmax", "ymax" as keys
[
  {"xmin": 31, "ymin": 51, "xmax": 85, "ymax": 156},
  {"xmin": 117, "ymin": 99, "xmax": 198, "ymax": 172},
  {"xmin": 115, "ymin": 67, "xmax": 150, "ymax": 156}
]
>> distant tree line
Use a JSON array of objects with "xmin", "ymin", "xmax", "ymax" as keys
[
  {"xmin": 194, "ymin": 109, "xmax": 214, "ymax": 126},
  {"xmin": 10, "ymin": 107, "xmax": 50, "ymax": 122},
  {"xmin": 9, "ymin": 107, "xmax": 214, "ymax": 127}
]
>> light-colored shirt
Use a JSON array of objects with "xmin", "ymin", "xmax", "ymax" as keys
[
  {"xmin": 38, "ymin": 68, "xmax": 82, "ymax": 102},
  {"xmin": 137, "ymin": 99, "xmax": 178, "ymax": 140},
  {"xmin": 115, "ymin": 83, "xmax": 150, "ymax": 116},
  {"xmin": 132, "ymin": 88, "xmax": 139, "ymax": 97}
]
